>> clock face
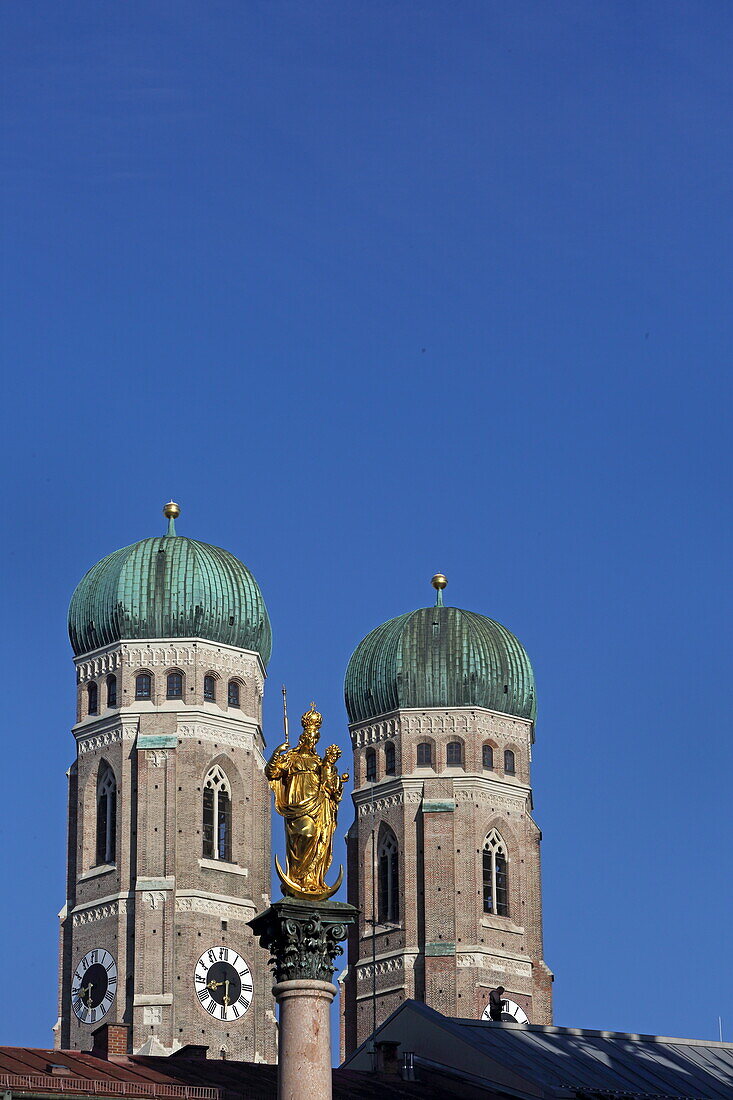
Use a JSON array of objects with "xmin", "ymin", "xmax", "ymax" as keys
[
  {"xmin": 194, "ymin": 947, "xmax": 253, "ymax": 1022},
  {"xmin": 481, "ymin": 997, "xmax": 529, "ymax": 1024},
  {"xmin": 71, "ymin": 949, "xmax": 117, "ymax": 1025}
]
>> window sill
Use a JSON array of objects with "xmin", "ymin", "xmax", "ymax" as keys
[
  {"xmin": 480, "ymin": 915, "xmax": 525, "ymax": 934},
  {"xmin": 79, "ymin": 863, "xmax": 116, "ymax": 882},
  {"xmin": 198, "ymin": 858, "xmax": 248, "ymax": 877},
  {"xmin": 361, "ymin": 921, "xmax": 402, "ymax": 938}
]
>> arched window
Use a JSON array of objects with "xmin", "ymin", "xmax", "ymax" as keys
[
  {"xmin": 504, "ymin": 749, "xmax": 516, "ymax": 775},
  {"xmin": 166, "ymin": 671, "xmax": 183, "ymax": 699},
  {"xmin": 204, "ymin": 674, "xmax": 216, "ymax": 702},
  {"xmin": 87, "ymin": 682, "xmax": 98, "ymax": 716},
  {"xmin": 227, "ymin": 680, "xmax": 240, "ymax": 708},
  {"xmin": 416, "ymin": 742, "xmax": 432, "ymax": 766},
  {"xmin": 203, "ymin": 765, "xmax": 232, "ymax": 861},
  {"xmin": 483, "ymin": 829, "xmax": 509, "ymax": 916},
  {"xmin": 96, "ymin": 766, "xmax": 117, "ymax": 865},
  {"xmin": 385, "ymin": 742, "xmax": 396, "ymax": 776},
  {"xmin": 135, "ymin": 672, "xmax": 152, "ymax": 700},
  {"xmin": 106, "ymin": 674, "xmax": 117, "ymax": 708},
  {"xmin": 378, "ymin": 830, "xmax": 399, "ymax": 923},
  {"xmin": 446, "ymin": 741, "xmax": 463, "ymax": 766},
  {"xmin": 365, "ymin": 748, "xmax": 377, "ymax": 782},
  {"xmin": 482, "ymin": 744, "xmax": 494, "ymax": 770}
]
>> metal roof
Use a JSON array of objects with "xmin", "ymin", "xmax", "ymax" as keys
[
  {"xmin": 344, "ymin": 605, "xmax": 536, "ymax": 724},
  {"xmin": 421, "ymin": 1004, "xmax": 733, "ymax": 1099},
  {"xmin": 68, "ymin": 530, "xmax": 271, "ymax": 663}
]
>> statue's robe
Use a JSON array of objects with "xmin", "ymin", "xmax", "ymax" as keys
[{"xmin": 266, "ymin": 745, "xmax": 330, "ymax": 889}]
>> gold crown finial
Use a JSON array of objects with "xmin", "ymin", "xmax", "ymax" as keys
[
  {"xmin": 301, "ymin": 701, "xmax": 323, "ymax": 732},
  {"xmin": 163, "ymin": 501, "xmax": 181, "ymax": 519}
]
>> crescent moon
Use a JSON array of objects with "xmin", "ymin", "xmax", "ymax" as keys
[{"xmin": 275, "ymin": 855, "xmax": 344, "ymax": 902}]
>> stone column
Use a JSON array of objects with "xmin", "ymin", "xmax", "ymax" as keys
[{"xmin": 249, "ymin": 898, "xmax": 357, "ymax": 1100}]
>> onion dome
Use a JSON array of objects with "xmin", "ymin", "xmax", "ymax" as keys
[
  {"xmin": 68, "ymin": 503, "xmax": 272, "ymax": 664},
  {"xmin": 344, "ymin": 575, "xmax": 535, "ymax": 725}
]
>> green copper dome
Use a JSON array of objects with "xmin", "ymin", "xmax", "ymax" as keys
[
  {"xmin": 68, "ymin": 508, "xmax": 272, "ymax": 663},
  {"xmin": 344, "ymin": 592, "xmax": 535, "ymax": 725}
]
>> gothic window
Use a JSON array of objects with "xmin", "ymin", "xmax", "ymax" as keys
[
  {"xmin": 106, "ymin": 674, "xmax": 117, "ymax": 708},
  {"xmin": 446, "ymin": 740, "xmax": 463, "ymax": 766},
  {"xmin": 504, "ymin": 749, "xmax": 516, "ymax": 775},
  {"xmin": 87, "ymin": 682, "xmax": 98, "ymax": 716},
  {"xmin": 416, "ymin": 742, "xmax": 432, "ymax": 767},
  {"xmin": 228, "ymin": 680, "xmax": 240, "ymax": 708},
  {"xmin": 166, "ymin": 671, "xmax": 183, "ymax": 699},
  {"xmin": 378, "ymin": 829, "xmax": 399, "ymax": 923},
  {"xmin": 385, "ymin": 742, "xmax": 396, "ymax": 776},
  {"xmin": 204, "ymin": 674, "xmax": 216, "ymax": 702},
  {"xmin": 365, "ymin": 748, "xmax": 377, "ymax": 782},
  {"xmin": 482, "ymin": 744, "xmax": 494, "ymax": 770},
  {"xmin": 135, "ymin": 672, "xmax": 152, "ymax": 700},
  {"xmin": 96, "ymin": 766, "xmax": 117, "ymax": 866},
  {"xmin": 482, "ymin": 829, "xmax": 509, "ymax": 917},
  {"xmin": 203, "ymin": 765, "xmax": 232, "ymax": 861}
]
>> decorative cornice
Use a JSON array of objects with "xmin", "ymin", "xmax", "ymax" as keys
[
  {"xmin": 74, "ymin": 637, "xmax": 267, "ymax": 684},
  {"xmin": 72, "ymin": 899, "xmax": 128, "ymax": 926},
  {"xmin": 76, "ymin": 725, "xmax": 124, "ymax": 754},
  {"xmin": 350, "ymin": 707, "xmax": 533, "ymax": 745}
]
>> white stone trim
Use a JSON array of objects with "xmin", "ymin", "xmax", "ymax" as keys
[
  {"xmin": 198, "ymin": 858, "xmax": 248, "ymax": 877},
  {"xmin": 136, "ymin": 876, "xmax": 175, "ymax": 891},
  {"xmin": 78, "ymin": 863, "xmax": 116, "ymax": 881},
  {"xmin": 174, "ymin": 891, "xmax": 257, "ymax": 918},
  {"xmin": 134, "ymin": 994, "xmax": 174, "ymax": 1006}
]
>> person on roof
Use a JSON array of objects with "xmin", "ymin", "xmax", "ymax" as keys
[{"xmin": 488, "ymin": 986, "xmax": 507, "ymax": 1022}]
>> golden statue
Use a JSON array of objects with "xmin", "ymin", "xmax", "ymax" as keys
[{"xmin": 265, "ymin": 699, "xmax": 349, "ymax": 901}]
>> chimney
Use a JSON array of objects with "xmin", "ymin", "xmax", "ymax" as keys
[
  {"xmin": 91, "ymin": 1023, "xmax": 129, "ymax": 1059},
  {"xmin": 374, "ymin": 1041, "xmax": 401, "ymax": 1075}
]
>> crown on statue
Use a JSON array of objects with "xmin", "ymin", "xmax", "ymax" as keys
[{"xmin": 301, "ymin": 701, "xmax": 323, "ymax": 733}]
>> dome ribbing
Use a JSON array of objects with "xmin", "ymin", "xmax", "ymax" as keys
[
  {"xmin": 68, "ymin": 523, "xmax": 271, "ymax": 663},
  {"xmin": 344, "ymin": 604, "xmax": 535, "ymax": 725}
]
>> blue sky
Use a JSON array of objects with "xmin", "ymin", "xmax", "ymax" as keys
[{"xmin": 1, "ymin": 1, "xmax": 731, "ymax": 1054}]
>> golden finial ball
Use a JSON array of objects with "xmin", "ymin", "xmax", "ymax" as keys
[
  {"xmin": 431, "ymin": 573, "xmax": 448, "ymax": 590},
  {"xmin": 163, "ymin": 501, "xmax": 181, "ymax": 519}
]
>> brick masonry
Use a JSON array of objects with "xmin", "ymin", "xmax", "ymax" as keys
[
  {"xmin": 57, "ymin": 639, "xmax": 277, "ymax": 1062},
  {"xmin": 340, "ymin": 707, "xmax": 553, "ymax": 1057}
]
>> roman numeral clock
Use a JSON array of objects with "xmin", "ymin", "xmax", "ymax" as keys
[
  {"xmin": 194, "ymin": 948, "xmax": 253, "ymax": 1022},
  {"xmin": 71, "ymin": 950, "xmax": 118, "ymax": 1026}
]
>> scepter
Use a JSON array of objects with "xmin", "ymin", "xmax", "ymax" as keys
[{"xmin": 281, "ymin": 684, "xmax": 290, "ymax": 747}]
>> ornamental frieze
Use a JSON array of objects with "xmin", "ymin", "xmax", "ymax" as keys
[
  {"xmin": 178, "ymin": 723, "xmax": 255, "ymax": 749},
  {"xmin": 356, "ymin": 955, "xmax": 411, "ymax": 980},
  {"xmin": 175, "ymin": 896, "xmax": 255, "ymax": 919},
  {"xmin": 77, "ymin": 727, "xmax": 124, "ymax": 754},
  {"xmin": 72, "ymin": 900, "xmax": 124, "ymax": 926}
]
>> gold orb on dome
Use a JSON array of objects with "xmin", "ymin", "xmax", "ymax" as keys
[
  {"xmin": 163, "ymin": 501, "xmax": 181, "ymax": 519},
  {"xmin": 431, "ymin": 573, "xmax": 448, "ymax": 590}
]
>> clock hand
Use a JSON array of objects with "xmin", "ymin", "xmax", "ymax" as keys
[
  {"xmin": 223, "ymin": 979, "xmax": 230, "ymax": 1007},
  {"xmin": 207, "ymin": 979, "xmax": 224, "ymax": 991}
]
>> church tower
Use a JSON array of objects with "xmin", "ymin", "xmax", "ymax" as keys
[
  {"xmin": 57, "ymin": 504, "xmax": 277, "ymax": 1061},
  {"xmin": 341, "ymin": 576, "xmax": 553, "ymax": 1055}
]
